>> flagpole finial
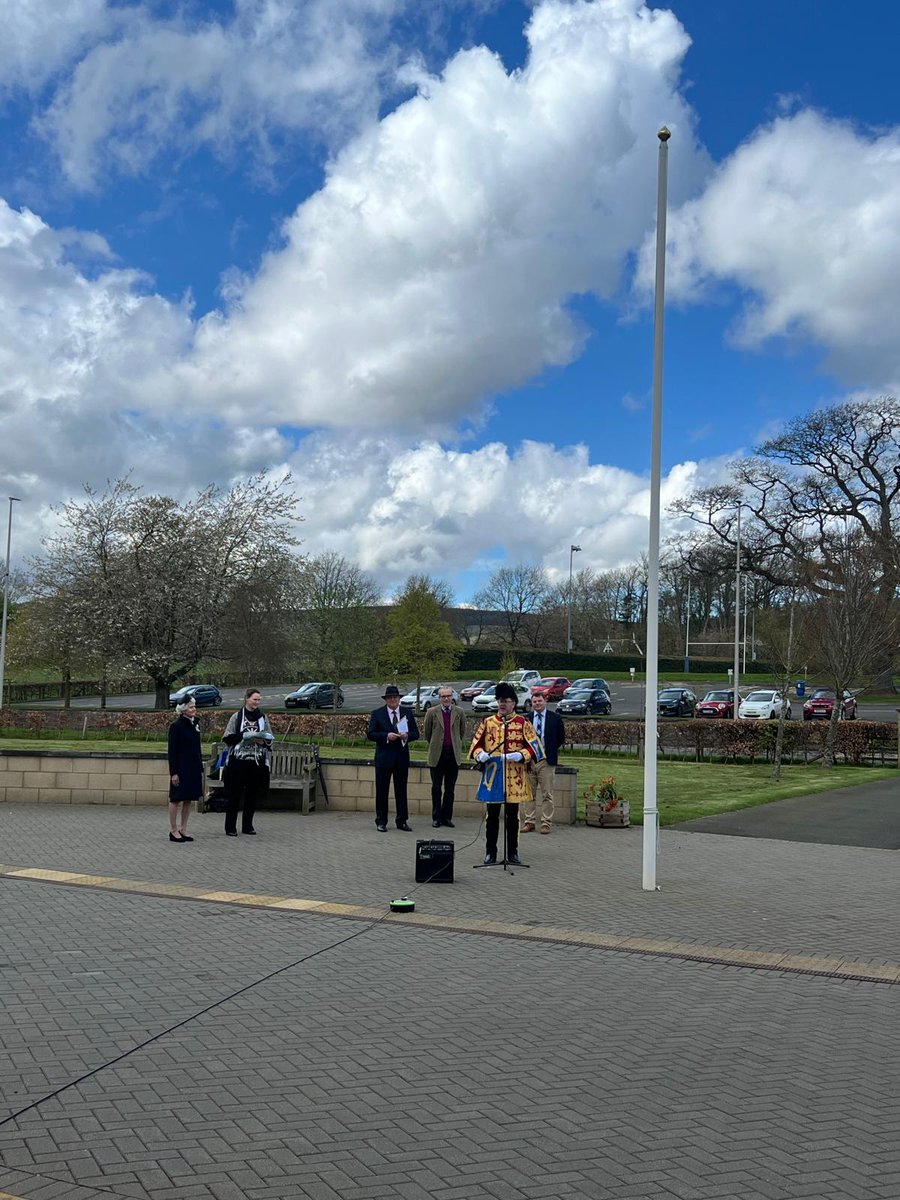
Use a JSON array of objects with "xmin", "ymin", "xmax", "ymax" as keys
[{"xmin": 658, "ymin": 126, "xmax": 671, "ymax": 142}]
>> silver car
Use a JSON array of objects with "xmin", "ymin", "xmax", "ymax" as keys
[
  {"xmin": 472, "ymin": 683, "xmax": 533, "ymax": 714},
  {"xmin": 399, "ymin": 685, "xmax": 460, "ymax": 710}
]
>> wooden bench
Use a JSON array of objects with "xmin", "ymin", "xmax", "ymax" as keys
[{"xmin": 203, "ymin": 741, "xmax": 320, "ymax": 814}]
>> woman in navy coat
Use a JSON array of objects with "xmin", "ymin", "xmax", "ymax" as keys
[{"xmin": 167, "ymin": 696, "xmax": 204, "ymax": 842}]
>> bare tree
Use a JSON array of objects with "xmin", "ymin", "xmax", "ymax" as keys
[
  {"xmin": 806, "ymin": 533, "xmax": 898, "ymax": 767},
  {"xmin": 402, "ymin": 573, "xmax": 454, "ymax": 609},
  {"xmin": 472, "ymin": 564, "xmax": 549, "ymax": 646},
  {"xmin": 219, "ymin": 548, "xmax": 306, "ymax": 682},
  {"xmin": 757, "ymin": 601, "xmax": 814, "ymax": 780},
  {"xmin": 671, "ymin": 398, "xmax": 900, "ymax": 598},
  {"xmin": 298, "ymin": 552, "xmax": 381, "ymax": 704}
]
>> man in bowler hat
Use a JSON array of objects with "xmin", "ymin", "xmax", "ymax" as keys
[{"xmin": 366, "ymin": 685, "xmax": 420, "ymax": 832}]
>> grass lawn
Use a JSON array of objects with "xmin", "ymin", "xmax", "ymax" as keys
[
  {"xmin": 558, "ymin": 756, "xmax": 897, "ymax": 824},
  {"xmin": 1, "ymin": 736, "xmax": 893, "ymax": 825}
]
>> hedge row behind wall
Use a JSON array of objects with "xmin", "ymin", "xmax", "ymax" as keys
[{"xmin": 1, "ymin": 708, "xmax": 893, "ymax": 767}]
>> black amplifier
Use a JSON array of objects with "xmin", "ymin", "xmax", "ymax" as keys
[{"xmin": 415, "ymin": 839, "xmax": 454, "ymax": 883}]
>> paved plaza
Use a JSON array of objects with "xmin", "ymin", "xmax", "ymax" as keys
[{"xmin": 1, "ymin": 799, "xmax": 899, "ymax": 1200}]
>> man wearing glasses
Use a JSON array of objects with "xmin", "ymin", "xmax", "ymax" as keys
[
  {"xmin": 469, "ymin": 683, "xmax": 539, "ymax": 865},
  {"xmin": 422, "ymin": 686, "xmax": 466, "ymax": 828}
]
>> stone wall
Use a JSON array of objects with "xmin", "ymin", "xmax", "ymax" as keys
[
  {"xmin": 0, "ymin": 750, "xmax": 170, "ymax": 806},
  {"xmin": 0, "ymin": 750, "xmax": 578, "ymax": 823},
  {"xmin": 319, "ymin": 759, "xmax": 577, "ymax": 824}
]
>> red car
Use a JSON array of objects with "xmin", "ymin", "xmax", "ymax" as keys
[
  {"xmin": 460, "ymin": 679, "xmax": 495, "ymax": 701},
  {"xmin": 530, "ymin": 676, "xmax": 572, "ymax": 702},
  {"xmin": 694, "ymin": 689, "xmax": 735, "ymax": 719},
  {"xmin": 802, "ymin": 688, "xmax": 858, "ymax": 721}
]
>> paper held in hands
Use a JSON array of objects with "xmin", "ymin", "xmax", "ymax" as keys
[{"xmin": 397, "ymin": 716, "xmax": 409, "ymax": 736}]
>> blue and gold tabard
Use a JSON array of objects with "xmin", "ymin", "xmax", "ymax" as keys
[{"xmin": 469, "ymin": 713, "xmax": 541, "ymax": 804}]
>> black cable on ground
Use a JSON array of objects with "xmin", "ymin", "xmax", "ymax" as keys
[{"xmin": 0, "ymin": 813, "xmax": 487, "ymax": 1134}]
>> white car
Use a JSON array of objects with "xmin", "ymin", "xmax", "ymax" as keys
[
  {"xmin": 399, "ymin": 685, "xmax": 460, "ymax": 710},
  {"xmin": 738, "ymin": 690, "xmax": 792, "ymax": 720},
  {"xmin": 472, "ymin": 683, "xmax": 533, "ymax": 714}
]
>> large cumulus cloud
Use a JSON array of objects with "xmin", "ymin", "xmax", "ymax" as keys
[
  {"xmin": 640, "ymin": 109, "xmax": 900, "ymax": 390},
  {"xmin": 182, "ymin": 0, "xmax": 707, "ymax": 426}
]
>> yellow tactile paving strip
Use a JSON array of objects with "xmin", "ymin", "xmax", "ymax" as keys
[{"xmin": 2, "ymin": 864, "xmax": 899, "ymax": 984}]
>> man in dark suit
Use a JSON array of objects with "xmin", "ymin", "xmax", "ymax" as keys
[
  {"xmin": 366, "ymin": 685, "xmax": 420, "ymax": 832},
  {"xmin": 523, "ymin": 691, "xmax": 565, "ymax": 835},
  {"xmin": 422, "ymin": 686, "xmax": 466, "ymax": 828}
]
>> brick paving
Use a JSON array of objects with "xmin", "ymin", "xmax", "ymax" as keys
[{"xmin": 0, "ymin": 803, "xmax": 899, "ymax": 1198}]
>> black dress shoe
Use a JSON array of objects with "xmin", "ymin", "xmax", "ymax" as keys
[
  {"xmin": 169, "ymin": 832, "xmax": 184, "ymax": 842},
  {"xmin": 507, "ymin": 854, "xmax": 522, "ymax": 866},
  {"xmin": 225, "ymin": 831, "xmax": 238, "ymax": 837},
  {"xmin": 482, "ymin": 853, "xmax": 497, "ymax": 865},
  {"xmin": 432, "ymin": 820, "xmax": 441, "ymax": 828},
  {"xmin": 396, "ymin": 821, "xmax": 413, "ymax": 831},
  {"xmin": 243, "ymin": 829, "xmax": 257, "ymax": 835},
  {"xmin": 376, "ymin": 822, "xmax": 388, "ymax": 832},
  {"xmin": 442, "ymin": 820, "xmax": 455, "ymax": 828},
  {"xmin": 179, "ymin": 834, "xmax": 194, "ymax": 842}
]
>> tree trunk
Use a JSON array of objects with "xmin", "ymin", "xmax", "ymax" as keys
[
  {"xmin": 62, "ymin": 668, "xmax": 71, "ymax": 710},
  {"xmin": 154, "ymin": 681, "xmax": 170, "ymax": 710},
  {"xmin": 823, "ymin": 705, "xmax": 840, "ymax": 768},
  {"xmin": 100, "ymin": 667, "xmax": 108, "ymax": 710},
  {"xmin": 771, "ymin": 708, "xmax": 787, "ymax": 781}
]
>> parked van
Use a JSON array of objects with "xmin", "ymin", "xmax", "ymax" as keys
[{"xmin": 501, "ymin": 669, "xmax": 542, "ymax": 690}]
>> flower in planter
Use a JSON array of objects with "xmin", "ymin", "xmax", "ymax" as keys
[{"xmin": 583, "ymin": 775, "xmax": 623, "ymax": 811}]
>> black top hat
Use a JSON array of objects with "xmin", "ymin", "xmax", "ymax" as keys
[
  {"xmin": 382, "ymin": 685, "xmax": 402, "ymax": 699},
  {"xmin": 494, "ymin": 682, "xmax": 517, "ymax": 702}
]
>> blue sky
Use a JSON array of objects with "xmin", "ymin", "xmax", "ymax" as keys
[{"xmin": 1, "ymin": 0, "xmax": 898, "ymax": 598}]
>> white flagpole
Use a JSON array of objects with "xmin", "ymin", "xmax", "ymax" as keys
[{"xmin": 642, "ymin": 127, "xmax": 670, "ymax": 892}]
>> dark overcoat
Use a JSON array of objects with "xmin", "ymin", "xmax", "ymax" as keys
[{"xmin": 167, "ymin": 715, "xmax": 204, "ymax": 801}]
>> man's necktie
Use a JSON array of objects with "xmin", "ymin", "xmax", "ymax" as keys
[
  {"xmin": 391, "ymin": 710, "xmax": 398, "ymax": 729},
  {"xmin": 537, "ymin": 714, "xmax": 543, "ymax": 739}
]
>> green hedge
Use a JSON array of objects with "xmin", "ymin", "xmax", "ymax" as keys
[{"xmin": 457, "ymin": 647, "xmax": 764, "ymax": 675}]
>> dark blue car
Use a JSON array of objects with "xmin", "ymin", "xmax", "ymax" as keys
[
  {"xmin": 557, "ymin": 688, "xmax": 612, "ymax": 715},
  {"xmin": 284, "ymin": 682, "xmax": 344, "ymax": 709},
  {"xmin": 168, "ymin": 684, "xmax": 222, "ymax": 708}
]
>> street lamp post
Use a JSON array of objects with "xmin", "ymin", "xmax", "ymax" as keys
[
  {"xmin": 732, "ymin": 505, "xmax": 741, "ymax": 720},
  {"xmin": 642, "ymin": 126, "xmax": 671, "ymax": 893},
  {"xmin": 566, "ymin": 544, "xmax": 582, "ymax": 653},
  {"xmin": 0, "ymin": 496, "xmax": 22, "ymax": 710}
]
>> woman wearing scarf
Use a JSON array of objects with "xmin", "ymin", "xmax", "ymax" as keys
[{"xmin": 221, "ymin": 687, "xmax": 274, "ymax": 837}]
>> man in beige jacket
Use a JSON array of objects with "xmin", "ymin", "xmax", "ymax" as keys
[{"xmin": 422, "ymin": 687, "xmax": 467, "ymax": 828}]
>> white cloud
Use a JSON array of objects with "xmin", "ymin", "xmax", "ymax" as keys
[
  {"xmin": 288, "ymin": 433, "xmax": 722, "ymax": 590},
  {"xmin": 36, "ymin": 0, "xmax": 417, "ymax": 190},
  {"xmin": 0, "ymin": 193, "xmax": 728, "ymax": 589},
  {"xmin": 641, "ymin": 109, "xmax": 900, "ymax": 390},
  {"xmin": 0, "ymin": 1, "xmax": 735, "ymax": 593},
  {"xmin": 0, "ymin": 199, "xmax": 206, "ymax": 512},
  {"xmin": 0, "ymin": 0, "xmax": 111, "ymax": 89},
  {"xmin": 0, "ymin": 199, "xmax": 192, "ymax": 422},
  {"xmin": 183, "ymin": 0, "xmax": 709, "ymax": 427}
]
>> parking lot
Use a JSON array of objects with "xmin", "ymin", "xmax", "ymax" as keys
[{"xmin": 24, "ymin": 679, "xmax": 897, "ymax": 721}]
